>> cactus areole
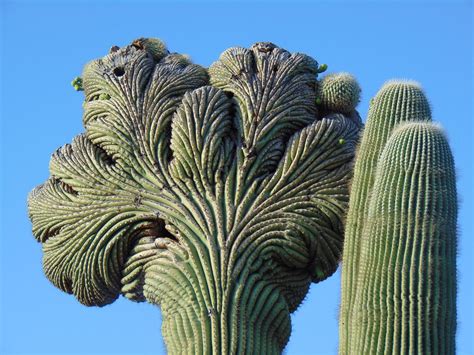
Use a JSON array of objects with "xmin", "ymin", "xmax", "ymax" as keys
[{"xmin": 28, "ymin": 38, "xmax": 362, "ymax": 354}]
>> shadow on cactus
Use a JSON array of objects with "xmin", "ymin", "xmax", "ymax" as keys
[{"xmin": 28, "ymin": 38, "xmax": 362, "ymax": 354}]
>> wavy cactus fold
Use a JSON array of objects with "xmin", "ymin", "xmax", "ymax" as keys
[{"xmin": 28, "ymin": 38, "xmax": 360, "ymax": 354}]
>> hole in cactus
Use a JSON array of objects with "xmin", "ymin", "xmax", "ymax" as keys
[
  {"xmin": 132, "ymin": 39, "xmax": 144, "ymax": 50},
  {"xmin": 53, "ymin": 177, "xmax": 78, "ymax": 196},
  {"xmin": 113, "ymin": 67, "xmax": 125, "ymax": 77},
  {"xmin": 93, "ymin": 144, "xmax": 116, "ymax": 166}
]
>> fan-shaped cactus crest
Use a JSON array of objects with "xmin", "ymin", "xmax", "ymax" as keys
[{"xmin": 28, "ymin": 38, "xmax": 361, "ymax": 353}]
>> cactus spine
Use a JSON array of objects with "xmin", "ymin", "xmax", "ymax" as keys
[
  {"xmin": 339, "ymin": 82, "xmax": 457, "ymax": 354},
  {"xmin": 316, "ymin": 73, "xmax": 361, "ymax": 114}
]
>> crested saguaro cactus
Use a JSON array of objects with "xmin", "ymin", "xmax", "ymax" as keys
[
  {"xmin": 339, "ymin": 82, "xmax": 457, "ymax": 354},
  {"xmin": 28, "ymin": 38, "xmax": 361, "ymax": 354}
]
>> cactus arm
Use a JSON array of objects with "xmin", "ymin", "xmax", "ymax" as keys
[
  {"xmin": 348, "ymin": 122, "xmax": 457, "ymax": 354},
  {"xmin": 339, "ymin": 81, "xmax": 432, "ymax": 353}
]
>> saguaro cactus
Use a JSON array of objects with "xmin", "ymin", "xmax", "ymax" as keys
[
  {"xmin": 28, "ymin": 38, "xmax": 361, "ymax": 354},
  {"xmin": 339, "ymin": 82, "xmax": 457, "ymax": 354}
]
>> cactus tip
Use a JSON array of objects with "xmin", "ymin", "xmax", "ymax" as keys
[{"xmin": 317, "ymin": 73, "xmax": 361, "ymax": 114}]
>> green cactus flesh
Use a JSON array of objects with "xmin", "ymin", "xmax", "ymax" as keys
[
  {"xmin": 71, "ymin": 76, "xmax": 84, "ymax": 91},
  {"xmin": 347, "ymin": 122, "xmax": 457, "ymax": 354},
  {"xmin": 316, "ymin": 72, "xmax": 361, "ymax": 114},
  {"xmin": 339, "ymin": 81, "xmax": 456, "ymax": 354},
  {"xmin": 339, "ymin": 81, "xmax": 432, "ymax": 353},
  {"xmin": 28, "ymin": 39, "xmax": 360, "ymax": 354}
]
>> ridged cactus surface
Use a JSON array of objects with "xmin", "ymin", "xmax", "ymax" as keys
[
  {"xmin": 339, "ymin": 82, "xmax": 457, "ymax": 354},
  {"xmin": 316, "ymin": 73, "xmax": 361, "ymax": 114},
  {"xmin": 28, "ymin": 38, "xmax": 360, "ymax": 354},
  {"xmin": 339, "ymin": 81, "xmax": 432, "ymax": 351},
  {"xmin": 350, "ymin": 122, "xmax": 457, "ymax": 354},
  {"xmin": 27, "ymin": 37, "xmax": 458, "ymax": 354}
]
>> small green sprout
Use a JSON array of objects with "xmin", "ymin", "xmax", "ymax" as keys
[
  {"xmin": 315, "ymin": 267, "xmax": 325, "ymax": 279},
  {"xmin": 71, "ymin": 77, "xmax": 84, "ymax": 91},
  {"xmin": 317, "ymin": 63, "xmax": 328, "ymax": 73}
]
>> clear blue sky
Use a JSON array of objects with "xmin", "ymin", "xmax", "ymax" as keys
[{"xmin": 0, "ymin": 1, "xmax": 472, "ymax": 354}]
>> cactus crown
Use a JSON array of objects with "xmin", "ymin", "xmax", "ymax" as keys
[{"xmin": 28, "ymin": 38, "xmax": 361, "ymax": 354}]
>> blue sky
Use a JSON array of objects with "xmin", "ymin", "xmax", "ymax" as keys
[{"xmin": 0, "ymin": 1, "xmax": 472, "ymax": 354}]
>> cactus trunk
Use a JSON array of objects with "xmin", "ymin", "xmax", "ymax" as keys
[{"xmin": 150, "ymin": 265, "xmax": 291, "ymax": 354}]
